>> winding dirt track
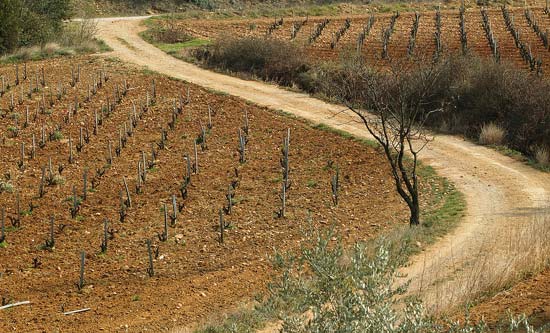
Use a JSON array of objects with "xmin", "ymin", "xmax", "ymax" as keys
[{"xmin": 96, "ymin": 16, "xmax": 550, "ymax": 323}]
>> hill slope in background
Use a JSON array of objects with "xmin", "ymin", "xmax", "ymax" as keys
[
  {"xmin": 72, "ymin": 0, "xmax": 535, "ymax": 19},
  {"xmin": 71, "ymin": 0, "xmax": 372, "ymax": 17}
]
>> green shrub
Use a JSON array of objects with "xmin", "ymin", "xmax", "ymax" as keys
[
  {"xmin": 52, "ymin": 130, "xmax": 63, "ymax": 141},
  {"xmin": 448, "ymin": 58, "xmax": 550, "ymax": 156},
  {"xmin": 303, "ymin": 54, "xmax": 550, "ymax": 161},
  {"xmin": 0, "ymin": 0, "xmax": 22, "ymax": 54},
  {"xmin": 199, "ymin": 228, "xmax": 546, "ymax": 332},
  {"xmin": 196, "ymin": 36, "xmax": 309, "ymax": 86},
  {"xmin": 0, "ymin": 0, "xmax": 71, "ymax": 55},
  {"xmin": 191, "ymin": 0, "xmax": 215, "ymax": 10},
  {"xmin": 0, "ymin": 181, "xmax": 14, "ymax": 194},
  {"xmin": 194, "ymin": 35, "xmax": 549, "ymax": 160}
]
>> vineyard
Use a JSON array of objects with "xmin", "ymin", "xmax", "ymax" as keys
[
  {"xmin": 168, "ymin": 5, "xmax": 550, "ymax": 72},
  {"xmin": 0, "ymin": 55, "xmax": 451, "ymax": 331}
]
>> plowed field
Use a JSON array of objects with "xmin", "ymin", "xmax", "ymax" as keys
[
  {"xmin": 167, "ymin": 7, "xmax": 550, "ymax": 72},
  {"xmin": 0, "ymin": 55, "xmax": 443, "ymax": 331}
]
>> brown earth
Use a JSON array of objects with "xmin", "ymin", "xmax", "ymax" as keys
[
  {"xmin": 161, "ymin": 7, "xmax": 550, "ymax": 72},
  {"xmin": 466, "ymin": 267, "xmax": 550, "ymax": 328},
  {"xmin": 0, "ymin": 8, "xmax": 548, "ymax": 331},
  {"xmin": 0, "ymin": 54, "xmax": 441, "ymax": 332},
  {"xmin": 93, "ymin": 16, "xmax": 550, "ymax": 331}
]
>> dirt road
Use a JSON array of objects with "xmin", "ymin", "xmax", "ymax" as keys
[{"xmin": 96, "ymin": 16, "xmax": 550, "ymax": 322}]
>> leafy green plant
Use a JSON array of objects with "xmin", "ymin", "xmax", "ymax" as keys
[
  {"xmin": 7, "ymin": 125, "xmax": 18, "ymax": 137},
  {"xmin": 51, "ymin": 130, "xmax": 63, "ymax": 141},
  {"xmin": 198, "ymin": 228, "xmax": 547, "ymax": 333},
  {"xmin": 0, "ymin": 181, "xmax": 14, "ymax": 194},
  {"xmin": 306, "ymin": 180, "xmax": 317, "ymax": 188}
]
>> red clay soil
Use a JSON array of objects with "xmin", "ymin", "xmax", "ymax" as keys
[
  {"xmin": 165, "ymin": 7, "xmax": 550, "ymax": 72},
  {"xmin": 0, "ymin": 55, "xmax": 440, "ymax": 331},
  {"xmin": 463, "ymin": 268, "xmax": 550, "ymax": 328}
]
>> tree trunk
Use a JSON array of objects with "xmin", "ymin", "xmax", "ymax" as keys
[{"xmin": 409, "ymin": 196, "xmax": 420, "ymax": 226}]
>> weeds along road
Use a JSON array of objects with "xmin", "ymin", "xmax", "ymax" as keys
[{"xmin": 96, "ymin": 17, "xmax": 550, "ymax": 314}]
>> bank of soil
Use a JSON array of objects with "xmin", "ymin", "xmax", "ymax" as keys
[{"xmin": 0, "ymin": 55, "xmax": 443, "ymax": 331}]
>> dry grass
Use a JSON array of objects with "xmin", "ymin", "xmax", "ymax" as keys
[
  {"xmin": 0, "ymin": 19, "xmax": 108, "ymax": 64},
  {"xmin": 42, "ymin": 43, "xmax": 62, "ymax": 56},
  {"xmin": 535, "ymin": 146, "xmax": 550, "ymax": 167},
  {"xmin": 415, "ymin": 214, "xmax": 550, "ymax": 314},
  {"xmin": 479, "ymin": 123, "xmax": 506, "ymax": 146},
  {"xmin": 12, "ymin": 46, "xmax": 42, "ymax": 60}
]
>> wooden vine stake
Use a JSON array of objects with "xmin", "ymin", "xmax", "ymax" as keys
[
  {"xmin": 68, "ymin": 136, "xmax": 74, "ymax": 164},
  {"xmin": 100, "ymin": 219, "xmax": 108, "ymax": 253},
  {"xmin": 31, "ymin": 134, "xmax": 36, "ymax": 159},
  {"xmin": 0, "ymin": 208, "xmax": 5, "ymax": 244},
  {"xmin": 76, "ymin": 251, "xmax": 85, "ymax": 291},
  {"xmin": 77, "ymin": 127, "xmax": 84, "ymax": 152},
  {"xmin": 146, "ymin": 239, "xmax": 154, "ymax": 277},
  {"xmin": 18, "ymin": 143, "xmax": 25, "ymax": 170},
  {"xmin": 11, "ymin": 192, "xmax": 21, "ymax": 228},
  {"xmin": 107, "ymin": 141, "xmax": 113, "ymax": 165},
  {"xmin": 45, "ymin": 216, "xmax": 55, "ymax": 249},
  {"xmin": 136, "ymin": 161, "xmax": 143, "ymax": 194},
  {"xmin": 82, "ymin": 170, "xmax": 88, "ymax": 201},
  {"xmin": 169, "ymin": 195, "xmax": 177, "ymax": 227},
  {"xmin": 141, "ymin": 151, "xmax": 147, "ymax": 182},
  {"xmin": 238, "ymin": 129, "xmax": 246, "ymax": 164},
  {"xmin": 39, "ymin": 166, "xmax": 46, "ymax": 198},
  {"xmin": 331, "ymin": 166, "xmax": 340, "ymax": 206},
  {"xmin": 278, "ymin": 129, "xmax": 291, "ymax": 218},
  {"xmin": 193, "ymin": 141, "xmax": 199, "ymax": 174},
  {"xmin": 122, "ymin": 177, "xmax": 132, "ymax": 208},
  {"xmin": 70, "ymin": 185, "xmax": 80, "ymax": 218},
  {"xmin": 158, "ymin": 204, "xmax": 168, "ymax": 242},
  {"xmin": 279, "ymin": 181, "xmax": 287, "ymax": 218},
  {"xmin": 119, "ymin": 190, "xmax": 127, "ymax": 223},
  {"xmin": 219, "ymin": 209, "xmax": 224, "ymax": 244}
]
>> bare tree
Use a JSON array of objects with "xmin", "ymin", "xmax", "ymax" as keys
[{"xmin": 346, "ymin": 60, "xmax": 448, "ymax": 226}]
